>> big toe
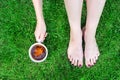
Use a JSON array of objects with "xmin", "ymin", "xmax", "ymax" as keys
[
  {"xmin": 85, "ymin": 59, "xmax": 91, "ymax": 68},
  {"xmin": 78, "ymin": 60, "xmax": 83, "ymax": 67}
]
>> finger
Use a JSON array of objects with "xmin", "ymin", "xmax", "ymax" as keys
[
  {"xmin": 45, "ymin": 33, "xmax": 48, "ymax": 37},
  {"xmin": 39, "ymin": 34, "xmax": 45, "ymax": 42},
  {"xmin": 35, "ymin": 35, "xmax": 41, "ymax": 42}
]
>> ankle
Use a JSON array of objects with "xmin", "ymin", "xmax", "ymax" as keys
[
  {"xmin": 84, "ymin": 30, "xmax": 96, "ymax": 42},
  {"xmin": 70, "ymin": 32, "xmax": 82, "ymax": 44}
]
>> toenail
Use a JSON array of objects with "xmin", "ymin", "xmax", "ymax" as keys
[
  {"xmin": 79, "ymin": 64, "xmax": 81, "ymax": 67},
  {"xmin": 88, "ymin": 64, "xmax": 91, "ymax": 66}
]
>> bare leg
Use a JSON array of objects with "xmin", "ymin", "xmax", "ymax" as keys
[
  {"xmin": 64, "ymin": 0, "xmax": 83, "ymax": 67},
  {"xmin": 32, "ymin": 0, "xmax": 47, "ymax": 42},
  {"xmin": 84, "ymin": 0, "xmax": 106, "ymax": 67}
]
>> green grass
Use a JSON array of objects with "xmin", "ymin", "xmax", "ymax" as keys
[{"xmin": 0, "ymin": 0, "xmax": 120, "ymax": 80}]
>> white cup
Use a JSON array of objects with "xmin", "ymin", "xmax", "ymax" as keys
[{"xmin": 29, "ymin": 42, "xmax": 48, "ymax": 63}]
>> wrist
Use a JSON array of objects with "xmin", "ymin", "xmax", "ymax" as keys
[{"xmin": 37, "ymin": 19, "xmax": 45, "ymax": 24}]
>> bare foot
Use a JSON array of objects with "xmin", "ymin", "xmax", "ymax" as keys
[
  {"xmin": 83, "ymin": 28, "xmax": 100, "ymax": 68},
  {"xmin": 34, "ymin": 21, "xmax": 47, "ymax": 42},
  {"xmin": 68, "ymin": 29, "xmax": 83, "ymax": 67}
]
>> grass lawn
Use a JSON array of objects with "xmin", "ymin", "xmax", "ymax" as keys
[{"xmin": 0, "ymin": 0, "xmax": 120, "ymax": 80}]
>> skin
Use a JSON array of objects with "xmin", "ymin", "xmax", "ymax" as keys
[
  {"xmin": 64, "ymin": 0, "xmax": 83, "ymax": 67},
  {"xmin": 64, "ymin": 0, "xmax": 106, "ymax": 67},
  {"xmin": 84, "ymin": 0, "xmax": 106, "ymax": 68},
  {"xmin": 32, "ymin": 0, "xmax": 47, "ymax": 42},
  {"xmin": 32, "ymin": 0, "xmax": 106, "ymax": 68}
]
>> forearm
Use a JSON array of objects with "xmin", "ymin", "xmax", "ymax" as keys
[{"xmin": 32, "ymin": 0, "xmax": 44, "ymax": 22}]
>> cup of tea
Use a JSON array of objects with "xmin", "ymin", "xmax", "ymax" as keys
[{"xmin": 29, "ymin": 42, "xmax": 48, "ymax": 63}]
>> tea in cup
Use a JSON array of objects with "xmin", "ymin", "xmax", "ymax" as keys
[{"xmin": 29, "ymin": 43, "xmax": 48, "ymax": 63}]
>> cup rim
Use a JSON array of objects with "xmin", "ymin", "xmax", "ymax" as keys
[{"xmin": 29, "ymin": 43, "xmax": 48, "ymax": 63}]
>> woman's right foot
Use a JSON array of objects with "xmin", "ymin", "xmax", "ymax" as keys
[
  {"xmin": 67, "ymin": 28, "xmax": 83, "ymax": 67},
  {"xmin": 34, "ymin": 21, "xmax": 47, "ymax": 42}
]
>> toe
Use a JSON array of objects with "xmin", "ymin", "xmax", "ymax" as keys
[
  {"xmin": 70, "ymin": 57, "xmax": 72, "ymax": 62},
  {"xmin": 90, "ymin": 59, "xmax": 94, "ymax": 66},
  {"xmin": 74, "ymin": 59, "xmax": 78, "ymax": 66},
  {"xmin": 85, "ymin": 59, "xmax": 91, "ymax": 68},
  {"xmin": 68, "ymin": 55, "xmax": 71, "ymax": 59},
  {"xmin": 98, "ymin": 53, "xmax": 100, "ymax": 56},
  {"xmin": 95, "ymin": 56, "xmax": 98, "ymax": 60},
  {"xmin": 93, "ymin": 58, "xmax": 96, "ymax": 64},
  {"xmin": 78, "ymin": 60, "xmax": 83, "ymax": 67},
  {"xmin": 71, "ymin": 59, "xmax": 74, "ymax": 65}
]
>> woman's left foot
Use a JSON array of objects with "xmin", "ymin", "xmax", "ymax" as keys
[{"xmin": 83, "ymin": 29, "xmax": 100, "ymax": 68}]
